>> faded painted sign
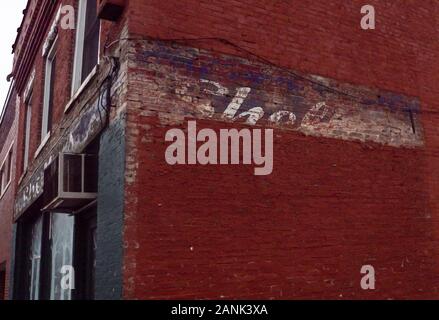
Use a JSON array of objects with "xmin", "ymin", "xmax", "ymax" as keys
[
  {"xmin": 133, "ymin": 41, "xmax": 423, "ymax": 148},
  {"xmin": 179, "ymin": 79, "xmax": 423, "ymax": 147},
  {"xmin": 14, "ymin": 147, "xmax": 62, "ymax": 220},
  {"xmin": 65, "ymin": 97, "xmax": 107, "ymax": 153},
  {"xmin": 14, "ymin": 170, "xmax": 44, "ymax": 220},
  {"xmin": 15, "ymin": 96, "xmax": 107, "ymax": 220}
]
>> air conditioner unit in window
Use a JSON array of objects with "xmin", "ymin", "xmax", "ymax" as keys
[{"xmin": 43, "ymin": 153, "xmax": 98, "ymax": 213}]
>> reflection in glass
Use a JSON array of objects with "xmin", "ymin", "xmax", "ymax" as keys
[
  {"xmin": 29, "ymin": 215, "xmax": 43, "ymax": 300},
  {"xmin": 49, "ymin": 213, "xmax": 74, "ymax": 300}
]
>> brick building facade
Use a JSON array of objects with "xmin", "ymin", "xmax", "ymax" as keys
[
  {"xmin": 0, "ymin": 84, "xmax": 18, "ymax": 300},
  {"xmin": 1, "ymin": 0, "xmax": 439, "ymax": 299}
]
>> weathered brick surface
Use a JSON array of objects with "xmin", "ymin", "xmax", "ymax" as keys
[
  {"xmin": 10, "ymin": 0, "xmax": 130, "ymax": 299},
  {"xmin": 122, "ymin": 0, "xmax": 439, "ymax": 299},
  {"xmin": 96, "ymin": 114, "xmax": 126, "ymax": 300},
  {"xmin": 15, "ymin": 0, "xmax": 75, "ymax": 186},
  {"xmin": 128, "ymin": 41, "xmax": 423, "ymax": 147},
  {"xmin": 0, "ymin": 89, "xmax": 18, "ymax": 300},
  {"xmin": 13, "ymin": 1, "xmax": 129, "ymax": 214},
  {"xmin": 125, "ymin": 119, "xmax": 435, "ymax": 299},
  {"xmin": 8, "ymin": 0, "xmax": 439, "ymax": 300}
]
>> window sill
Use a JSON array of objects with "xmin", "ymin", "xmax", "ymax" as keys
[
  {"xmin": 0, "ymin": 181, "xmax": 11, "ymax": 201},
  {"xmin": 65, "ymin": 65, "xmax": 99, "ymax": 113},
  {"xmin": 34, "ymin": 133, "xmax": 51, "ymax": 160}
]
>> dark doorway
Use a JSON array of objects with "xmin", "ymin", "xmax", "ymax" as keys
[
  {"xmin": 74, "ymin": 206, "xmax": 97, "ymax": 300},
  {"xmin": 0, "ymin": 262, "xmax": 6, "ymax": 300}
]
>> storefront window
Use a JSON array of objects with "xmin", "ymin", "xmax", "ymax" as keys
[
  {"xmin": 49, "ymin": 213, "xmax": 74, "ymax": 300},
  {"xmin": 22, "ymin": 212, "xmax": 75, "ymax": 300},
  {"xmin": 16, "ymin": 141, "xmax": 100, "ymax": 300},
  {"xmin": 28, "ymin": 215, "xmax": 43, "ymax": 300},
  {"xmin": 18, "ymin": 208, "xmax": 96, "ymax": 300}
]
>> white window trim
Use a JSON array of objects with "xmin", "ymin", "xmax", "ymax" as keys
[
  {"xmin": 65, "ymin": 64, "xmax": 98, "ymax": 113},
  {"xmin": 34, "ymin": 132, "xmax": 51, "ymax": 160},
  {"xmin": 71, "ymin": 0, "xmax": 87, "ymax": 96},
  {"xmin": 23, "ymin": 88, "xmax": 33, "ymax": 172},
  {"xmin": 71, "ymin": 0, "xmax": 101, "ymax": 97},
  {"xmin": 42, "ymin": 5, "xmax": 61, "ymax": 57},
  {"xmin": 23, "ymin": 70, "xmax": 35, "ymax": 104},
  {"xmin": 0, "ymin": 142, "xmax": 14, "ymax": 198},
  {"xmin": 0, "ymin": 168, "xmax": 4, "ymax": 199},
  {"xmin": 42, "ymin": 37, "xmax": 58, "ymax": 143}
]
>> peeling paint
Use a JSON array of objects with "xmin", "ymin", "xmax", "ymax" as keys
[{"xmin": 132, "ymin": 41, "xmax": 424, "ymax": 148}]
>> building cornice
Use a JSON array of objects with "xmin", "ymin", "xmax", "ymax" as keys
[{"xmin": 12, "ymin": 0, "xmax": 59, "ymax": 94}]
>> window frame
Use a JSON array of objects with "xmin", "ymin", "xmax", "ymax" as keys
[
  {"xmin": 6, "ymin": 149, "xmax": 12, "ymax": 184},
  {"xmin": 49, "ymin": 212, "xmax": 75, "ymax": 300},
  {"xmin": 71, "ymin": 0, "xmax": 100, "ymax": 96},
  {"xmin": 0, "ymin": 168, "xmax": 3, "ymax": 196},
  {"xmin": 23, "ymin": 90, "xmax": 33, "ymax": 173},
  {"xmin": 28, "ymin": 214, "xmax": 44, "ymax": 301},
  {"xmin": 0, "ymin": 142, "xmax": 14, "ymax": 197},
  {"xmin": 18, "ymin": 211, "xmax": 75, "ymax": 300},
  {"xmin": 41, "ymin": 37, "xmax": 58, "ymax": 143},
  {"xmin": 15, "ymin": 207, "xmax": 97, "ymax": 300}
]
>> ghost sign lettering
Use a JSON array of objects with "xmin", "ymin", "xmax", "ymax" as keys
[{"xmin": 136, "ymin": 41, "xmax": 423, "ymax": 148}]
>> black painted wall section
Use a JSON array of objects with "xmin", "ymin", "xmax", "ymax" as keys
[
  {"xmin": 8, "ymin": 224, "xmax": 17, "ymax": 300},
  {"xmin": 95, "ymin": 114, "xmax": 126, "ymax": 300}
]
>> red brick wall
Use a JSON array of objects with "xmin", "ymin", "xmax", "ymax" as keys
[
  {"xmin": 128, "ymin": 0, "xmax": 439, "ymax": 97},
  {"xmin": 125, "ymin": 119, "xmax": 435, "ymax": 299},
  {"xmin": 14, "ymin": 0, "xmax": 125, "ymax": 183},
  {"xmin": 15, "ymin": 1, "xmax": 68, "ymax": 178},
  {"xmin": 14, "ymin": 0, "xmax": 92, "ymax": 185},
  {"xmin": 0, "ymin": 91, "xmax": 18, "ymax": 300},
  {"xmin": 122, "ymin": 0, "xmax": 439, "ymax": 299}
]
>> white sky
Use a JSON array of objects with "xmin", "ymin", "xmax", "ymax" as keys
[{"xmin": 0, "ymin": 0, "xmax": 28, "ymax": 115}]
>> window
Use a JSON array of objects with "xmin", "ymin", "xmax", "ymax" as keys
[
  {"xmin": 0, "ymin": 169, "xmax": 3, "ymax": 195},
  {"xmin": 14, "ymin": 141, "xmax": 100, "ymax": 300},
  {"xmin": 21, "ymin": 212, "xmax": 74, "ymax": 300},
  {"xmin": 49, "ymin": 213, "xmax": 74, "ymax": 300},
  {"xmin": 17, "ymin": 209, "xmax": 97, "ymax": 300},
  {"xmin": 72, "ymin": 0, "xmax": 100, "ymax": 95},
  {"xmin": 23, "ymin": 92, "xmax": 32, "ymax": 172},
  {"xmin": 7, "ymin": 150, "xmax": 12, "ymax": 183},
  {"xmin": 28, "ymin": 214, "xmax": 43, "ymax": 300},
  {"xmin": 42, "ymin": 38, "xmax": 57, "ymax": 141},
  {"xmin": 0, "ymin": 146, "xmax": 13, "ymax": 196}
]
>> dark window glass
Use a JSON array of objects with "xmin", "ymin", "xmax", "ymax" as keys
[
  {"xmin": 63, "ymin": 154, "xmax": 82, "ymax": 193},
  {"xmin": 47, "ymin": 54, "xmax": 56, "ymax": 133},
  {"xmin": 7, "ymin": 151, "xmax": 12, "ymax": 183},
  {"xmin": 84, "ymin": 154, "xmax": 98, "ymax": 193},
  {"xmin": 81, "ymin": 0, "xmax": 99, "ymax": 82},
  {"xmin": 23, "ymin": 93, "xmax": 32, "ymax": 172}
]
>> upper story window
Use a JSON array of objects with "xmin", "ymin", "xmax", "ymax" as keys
[
  {"xmin": 23, "ymin": 91, "xmax": 32, "ymax": 173},
  {"xmin": 0, "ymin": 146, "xmax": 13, "ymax": 197},
  {"xmin": 42, "ymin": 38, "xmax": 57, "ymax": 141},
  {"xmin": 72, "ymin": 0, "xmax": 100, "ymax": 95}
]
